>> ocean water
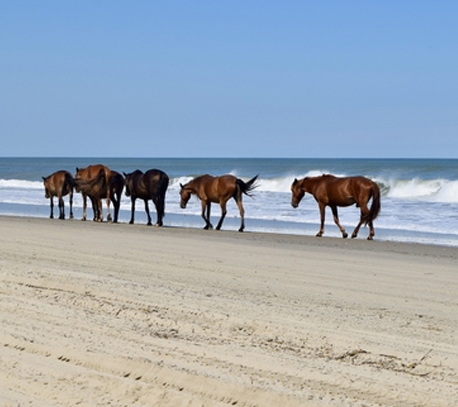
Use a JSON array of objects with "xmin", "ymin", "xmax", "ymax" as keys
[{"xmin": 1, "ymin": 157, "xmax": 458, "ymax": 247}]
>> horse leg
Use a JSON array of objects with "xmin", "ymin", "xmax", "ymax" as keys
[
  {"xmin": 106, "ymin": 197, "xmax": 112, "ymax": 222},
  {"xmin": 352, "ymin": 221, "xmax": 362, "ymax": 238},
  {"xmin": 144, "ymin": 200, "xmax": 152, "ymax": 226},
  {"xmin": 111, "ymin": 195, "xmax": 118, "ymax": 223},
  {"xmin": 129, "ymin": 198, "xmax": 136, "ymax": 224},
  {"xmin": 81, "ymin": 194, "xmax": 87, "ymax": 221},
  {"xmin": 98, "ymin": 199, "xmax": 103, "ymax": 222},
  {"xmin": 351, "ymin": 202, "xmax": 369, "ymax": 239},
  {"xmin": 91, "ymin": 198, "xmax": 97, "ymax": 221},
  {"xmin": 91, "ymin": 197, "xmax": 101, "ymax": 222},
  {"xmin": 69, "ymin": 191, "xmax": 74, "ymax": 219},
  {"xmin": 58, "ymin": 196, "xmax": 65, "ymax": 220},
  {"xmin": 236, "ymin": 197, "xmax": 245, "ymax": 232},
  {"xmin": 114, "ymin": 194, "xmax": 120, "ymax": 223},
  {"xmin": 316, "ymin": 203, "xmax": 326, "ymax": 237},
  {"xmin": 202, "ymin": 201, "xmax": 212, "ymax": 229},
  {"xmin": 331, "ymin": 206, "xmax": 347, "ymax": 238},
  {"xmin": 367, "ymin": 220, "xmax": 375, "ymax": 240},
  {"xmin": 152, "ymin": 195, "xmax": 162, "ymax": 227},
  {"xmin": 49, "ymin": 197, "xmax": 54, "ymax": 219},
  {"xmin": 216, "ymin": 200, "xmax": 227, "ymax": 231}
]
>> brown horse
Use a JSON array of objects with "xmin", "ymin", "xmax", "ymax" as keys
[
  {"xmin": 123, "ymin": 169, "xmax": 169, "ymax": 226},
  {"xmin": 75, "ymin": 164, "xmax": 113, "ymax": 222},
  {"xmin": 180, "ymin": 174, "xmax": 258, "ymax": 232},
  {"xmin": 291, "ymin": 174, "xmax": 381, "ymax": 240},
  {"xmin": 73, "ymin": 168, "xmax": 107, "ymax": 222},
  {"xmin": 42, "ymin": 170, "xmax": 74, "ymax": 220}
]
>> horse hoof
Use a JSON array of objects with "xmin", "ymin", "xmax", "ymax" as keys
[
  {"xmin": 342, "ymin": 233, "xmax": 348, "ymax": 239},
  {"xmin": 351, "ymin": 234, "xmax": 357, "ymax": 239},
  {"xmin": 315, "ymin": 233, "xmax": 323, "ymax": 237},
  {"xmin": 367, "ymin": 236, "xmax": 373, "ymax": 241}
]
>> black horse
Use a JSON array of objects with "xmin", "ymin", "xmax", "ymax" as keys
[{"xmin": 123, "ymin": 169, "xmax": 169, "ymax": 226}]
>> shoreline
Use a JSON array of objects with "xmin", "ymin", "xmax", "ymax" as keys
[
  {"xmin": 1, "ymin": 215, "xmax": 457, "ymax": 406},
  {"xmin": 2, "ymin": 206, "xmax": 458, "ymax": 249}
]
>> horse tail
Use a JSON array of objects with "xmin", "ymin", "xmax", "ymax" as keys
[
  {"xmin": 236, "ymin": 175, "xmax": 259, "ymax": 197},
  {"xmin": 158, "ymin": 172, "xmax": 170, "ymax": 219},
  {"xmin": 363, "ymin": 181, "xmax": 381, "ymax": 225},
  {"xmin": 65, "ymin": 172, "xmax": 75, "ymax": 192}
]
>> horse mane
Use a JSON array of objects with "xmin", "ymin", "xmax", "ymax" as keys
[{"xmin": 74, "ymin": 168, "xmax": 107, "ymax": 197}]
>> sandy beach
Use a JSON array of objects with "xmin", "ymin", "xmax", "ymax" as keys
[{"xmin": 1, "ymin": 215, "xmax": 457, "ymax": 406}]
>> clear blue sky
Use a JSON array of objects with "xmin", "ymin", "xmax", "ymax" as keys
[{"xmin": 1, "ymin": 1, "xmax": 457, "ymax": 158}]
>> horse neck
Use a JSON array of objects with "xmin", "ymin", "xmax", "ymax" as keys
[
  {"xmin": 186, "ymin": 180, "xmax": 199, "ymax": 194},
  {"xmin": 301, "ymin": 177, "xmax": 322, "ymax": 194}
]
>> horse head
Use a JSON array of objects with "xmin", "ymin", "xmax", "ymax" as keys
[
  {"xmin": 290, "ymin": 178, "xmax": 305, "ymax": 208},
  {"xmin": 123, "ymin": 172, "xmax": 132, "ymax": 197},
  {"xmin": 179, "ymin": 183, "xmax": 191, "ymax": 209},
  {"xmin": 42, "ymin": 176, "xmax": 50, "ymax": 198}
]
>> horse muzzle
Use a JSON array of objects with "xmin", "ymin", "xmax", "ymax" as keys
[{"xmin": 291, "ymin": 201, "xmax": 298, "ymax": 208}]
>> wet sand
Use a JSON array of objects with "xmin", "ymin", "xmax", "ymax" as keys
[{"xmin": 1, "ymin": 215, "xmax": 457, "ymax": 406}]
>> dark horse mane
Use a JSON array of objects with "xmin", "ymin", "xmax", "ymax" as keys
[{"xmin": 74, "ymin": 168, "xmax": 107, "ymax": 197}]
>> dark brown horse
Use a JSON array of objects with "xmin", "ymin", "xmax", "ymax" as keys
[
  {"xmin": 42, "ymin": 170, "xmax": 74, "ymax": 220},
  {"xmin": 123, "ymin": 169, "xmax": 169, "ymax": 226},
  {"xmin": 75, "ymin": 164, "xmax": 113, "ymax": 222},
  {"xmin": 180, "ymin": 174, "xmax": 258, "ymax": 232},
  {"xmin": 291, "ymin": 174, "xmax": 381, "ymax": 240},
  {"xmin": 105, "ymin": 171, "xmax": 124, "ymax": 223}
]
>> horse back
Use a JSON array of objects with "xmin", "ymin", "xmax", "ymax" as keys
[
  {"xmin": 76, "ymin": 164, "xmax": 111, "ymax": 183},
  {"xmin": 43, "ymin": 170, "xmax": 74, "ymax": 197},
  {"xmin": 326, "ymin": 176, "xmax": 374, "ymax": 205},
  {"xmin": 127, "ymin": 169, "xmax": 168, "ymax": 199},
  {"xmin": 209, "ymin": 175, "xmax": 237, "ymax": 202},
  {"xmin": 143, "ymin": 169, "xmax": 169, "ymax": 194}
]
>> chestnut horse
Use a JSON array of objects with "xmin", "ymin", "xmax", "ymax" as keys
[
  {"xmin": 42, "ymin": 170, "xmax": 74, "ymax": 220},
  {"xmin": 291, "ymin": 174, "xmax": 381, "ymax": 240},
  {"xmin": 73, "ymin": 168, "xmax": 107, "ymax": 222},
  {"xmin": 75, "ymin": 164, "xmax": 113, "ymax": 222},
  {"xmin": 123, "ymin": 169, "xmax": 169, "ymax": 226},
  {"xmin": 180, "ymin": 174, "xmax": 258, "ymax": 232}
]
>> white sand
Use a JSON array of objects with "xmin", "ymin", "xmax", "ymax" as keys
[{"xmin": 1, "ymin": 215, "xmax": 457, "ymax": 406}]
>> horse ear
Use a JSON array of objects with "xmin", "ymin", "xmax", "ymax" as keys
[
  {"xmin": 42, "ymin": 176, "xmax": 46, "ymax": 181},
  {"xmin": 180, "ymin": 183, "xmax": 183, "ymax": 189},
  {"xmin": 123, "ymin": 172, "xmax": 127, "ymax": 177},
  {"xmin": 294, "ymin": 178, "xmax": 298, "ymax": 184}
]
